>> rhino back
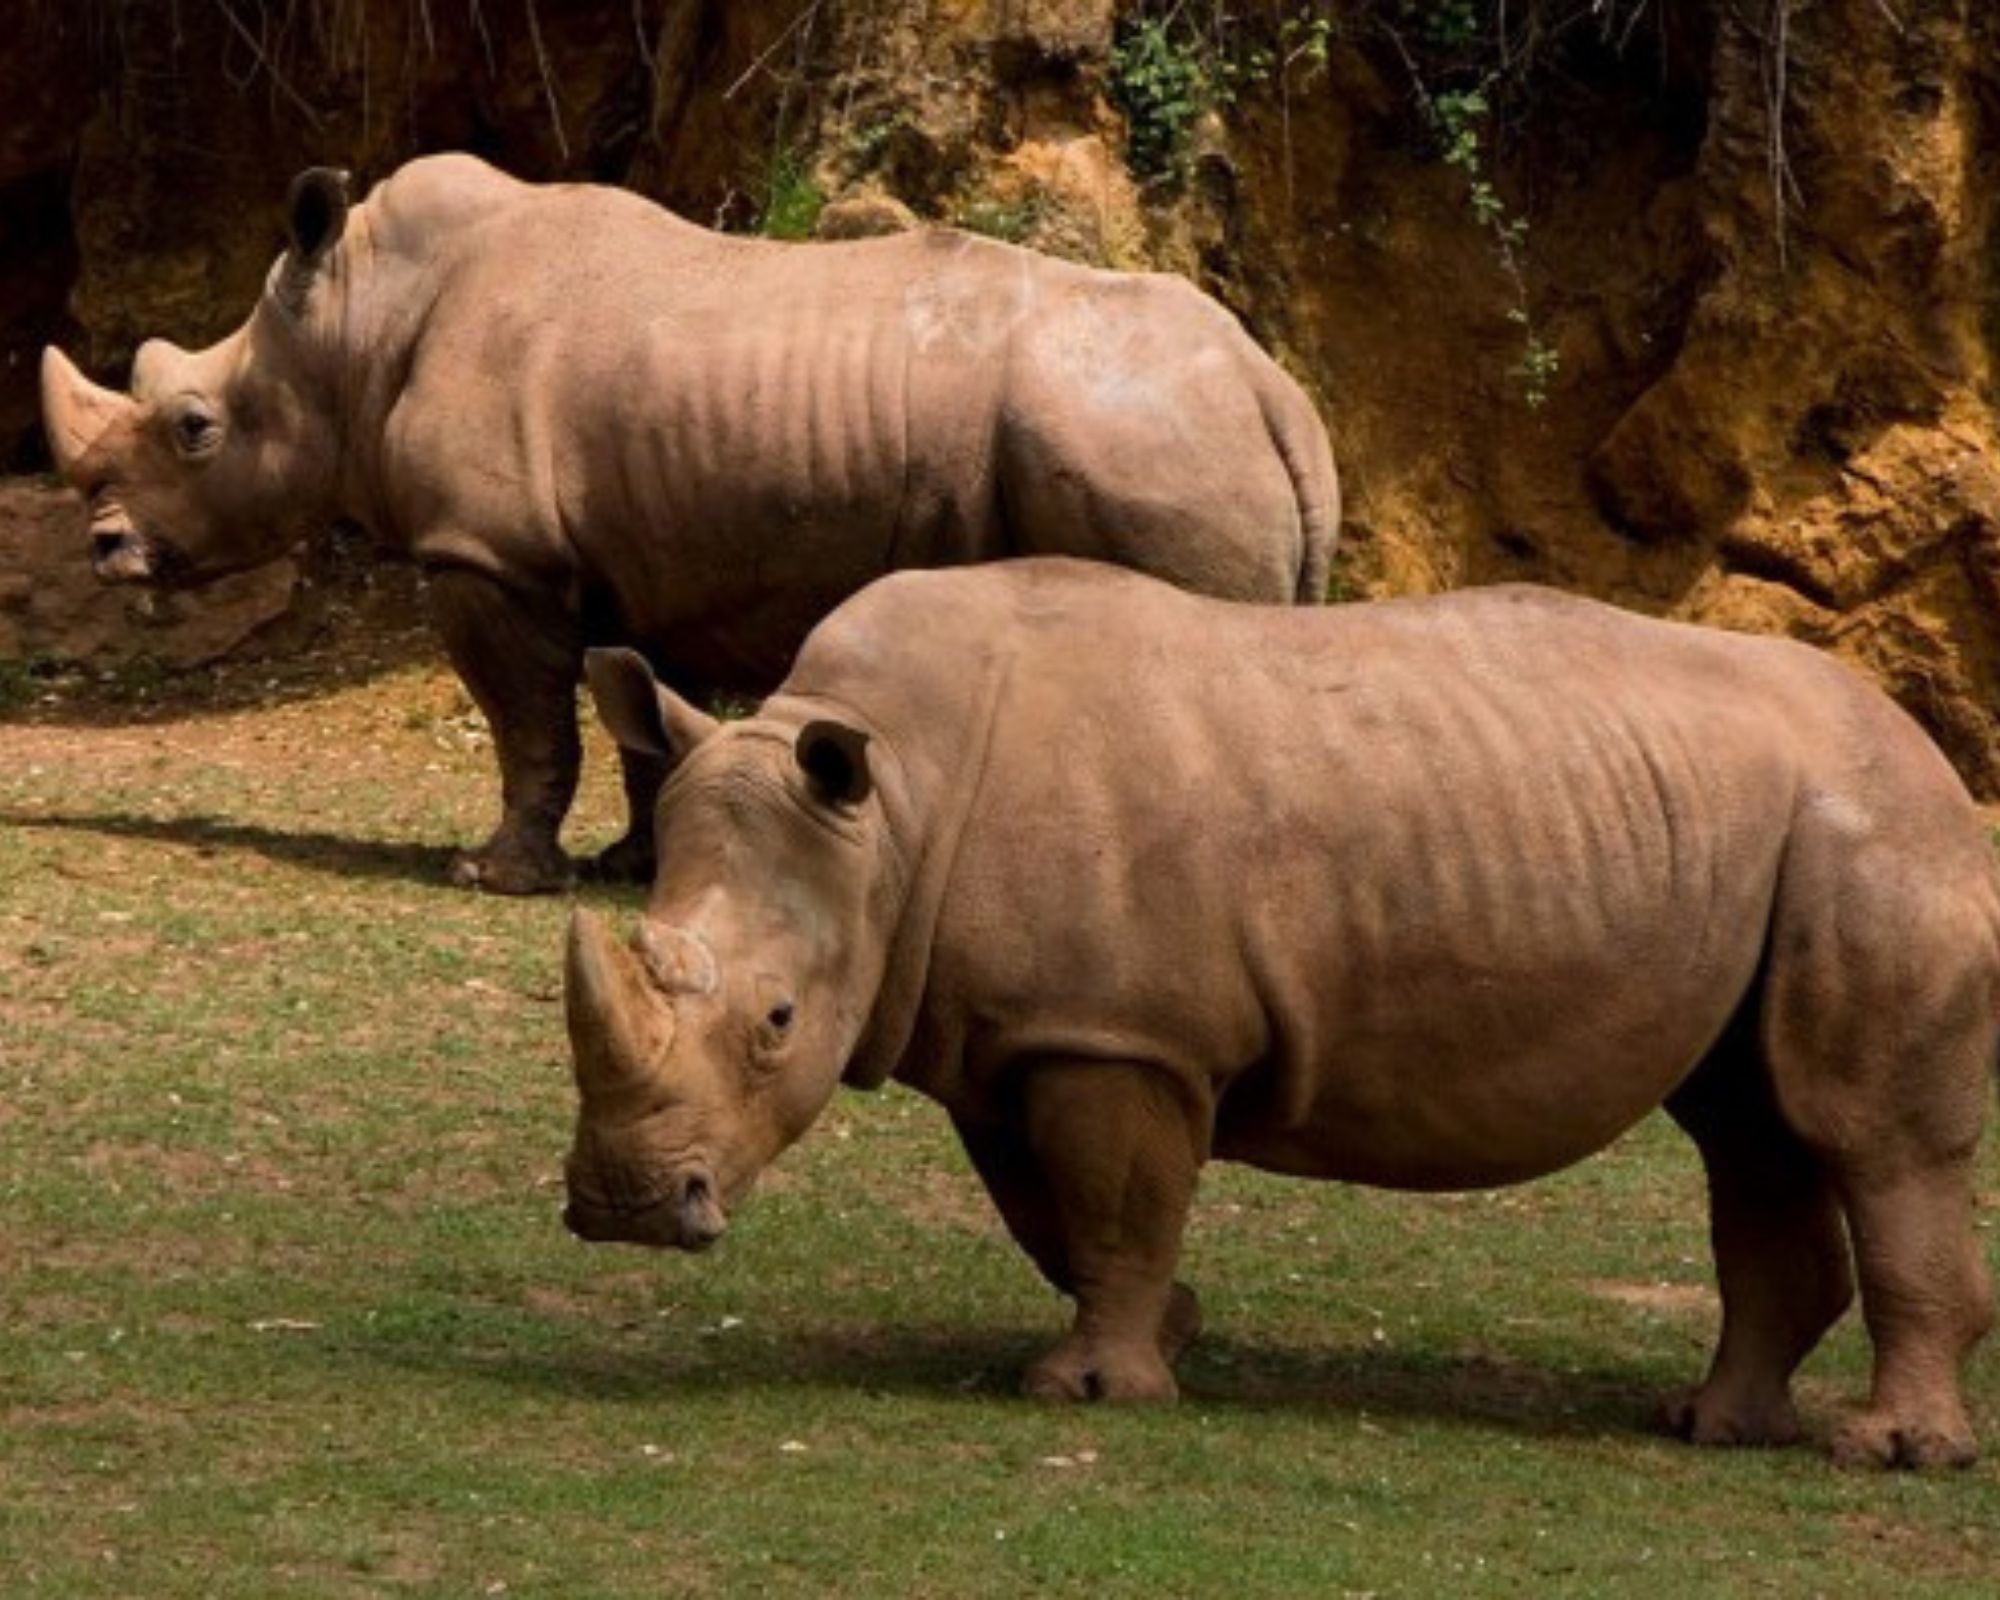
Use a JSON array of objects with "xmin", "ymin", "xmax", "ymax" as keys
[
  {"xmin": 789, "ymin": 566, "xmax": 1990, "ymax": 1187},
  {"xmin": 385, "ymin": 203, "xmax": 1307, "ymax": 686}
]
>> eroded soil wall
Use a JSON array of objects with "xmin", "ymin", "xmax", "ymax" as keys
[{"xmin": 8, "ymin": 1, "xmax": 1997, "ymax": 789}]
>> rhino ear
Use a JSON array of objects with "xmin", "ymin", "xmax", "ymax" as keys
[
  {"xmin": 276, "ymin": 167, "xmax": 352, "ymax": 314},
  {"xmin": 585, "ymin": 647, "xmax": 721, "ymax": 764},
  {"xmin": 797, "ymin": 720, "xmax": 873, "ymax": 808}
]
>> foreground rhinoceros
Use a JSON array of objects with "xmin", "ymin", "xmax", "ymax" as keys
[
  {"xmin": 39, "ymin": 155, "xmax": 1335, "ymax": 893},
  {"xmin": 561, "ymin": 560, "xmax": 1999, "ymax": 1467}
]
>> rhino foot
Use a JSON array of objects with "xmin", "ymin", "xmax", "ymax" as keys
[
  {"xmin": 449, "ymin": 841, "xmax": 575, "ymax": 896},
  {"xmin": 1023, "ymin": 1338, "xmax": 1178, "ymax": 1404},
  {"xmin": 1830, "ymin": 1408, "xmax": 1978, "ymax": 1471},
  {"xmin": 1656, "ymin": 1386, "xmax": 1801, "ymax": 1449},
  {"xmin": 584, "ymin": 831, "xmax": 656, "ymax": 885}
]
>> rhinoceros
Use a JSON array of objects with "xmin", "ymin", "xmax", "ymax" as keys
[
  {"xmin": 38, "ymin": 155, "xmax": 1336, "ymax": 893},
  {"xmin": 561, "ymin": 559, "xmax": 2000, "ymax": 1468}
]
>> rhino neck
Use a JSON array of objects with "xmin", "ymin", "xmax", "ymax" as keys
[
  {"xmin": 840, "ymin": 659, "xmax": 1014, "ymax": 1092},
  {"xmin": 311, "ymin": 203, "xmax": 432, "ymax": 549}
]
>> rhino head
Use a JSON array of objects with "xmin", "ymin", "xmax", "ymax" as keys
[
  {"xmin": 562, "ymin": 648, "xmax": 894, "ymax": 1252},
  {"xmin": 39, "ymin": 168, "xmax": 354, "ymax": 587}
]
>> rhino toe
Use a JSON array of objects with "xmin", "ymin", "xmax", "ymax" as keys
[
  {"xmin": 1831, "ymin": 1409, "xmax": 1978, "ymax": 1471},
  {"xmin": 449, "ymin": 843, "xmax": 574, "ymax": 895}
]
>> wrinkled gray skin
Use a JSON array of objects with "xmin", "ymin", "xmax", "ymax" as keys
[
  {"xmin": 38, "ymin": 155, "xmax": 1336, "ymax": 893},
  {"xmin": 564, "ymin": 560, "xmax": 2000, "ymax": 1469}
]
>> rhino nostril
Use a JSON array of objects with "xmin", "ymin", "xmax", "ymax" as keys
[
  {"xmin": 92, "ymin": 531, "xmax": 127, "ymax": 561},
  {"xmin": 675, "ymin": 1173, "xmax": 725, "ymax": 1249}
]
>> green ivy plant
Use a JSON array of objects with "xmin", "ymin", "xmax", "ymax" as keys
[
  {"xmin": 1107, "ymin": 4, "xmax": 1560, "ymax": 407},
  {"xmin": 1108, "ymin": 16, "xmax": 1209, "ymax": 182},
  {"xmin": 1387, "ymin": 10, "xmax": 1561, "ymax": 408}
]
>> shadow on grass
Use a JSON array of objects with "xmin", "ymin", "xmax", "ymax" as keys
[
  {"xmin": 335, "ymin": 1308, "xmax": 1667, "ymax": 1443},
  {"xmin": 4, "ymin": 807, "xmax": 655, "ymax": 907},
  {"xmin": 2, "ymin": 807, "xmax": 462, "ymax": 886}
]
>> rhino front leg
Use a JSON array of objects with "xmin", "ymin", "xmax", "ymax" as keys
[
  {"xmin": 952, "ymin": 1114, "xmax": 1203, "ymax": 1374},
  {"xmin": 1000, "ymin": 1062, "xmax": 1206, "ymax": 1404},
  {"xmin": 426, "ymin": 566, "xmax": 582, "ymax": 894}
]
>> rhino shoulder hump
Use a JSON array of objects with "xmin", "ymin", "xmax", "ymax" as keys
[{"xmin": 365, "ymin": 153, "xmax": 528, "ymax": 243}]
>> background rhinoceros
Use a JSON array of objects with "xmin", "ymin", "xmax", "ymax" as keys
[
  {"xmin": 39, "ymin": 154, "xmax": 1337, "ymax": 892},
  {"xmin": 563, "ymin": 560, "xmax": 2000, "ymax": 1469}
]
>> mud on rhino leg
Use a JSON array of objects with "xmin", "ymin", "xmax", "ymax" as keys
[
  {"xmin": 1662, "ymin": 1041, "xmax": 1854, "ymax": 1450},
  {"xmin": 951, "ymin": 1114, "xmax": 1203, "ymax": 1374},
  {"xmin": 992, "ymin": 1062, "xmax": 1205, "ymax": 1404},
  {"xmin": 426, "ymin": 566, "xmax": 582, "ymax": 894}
]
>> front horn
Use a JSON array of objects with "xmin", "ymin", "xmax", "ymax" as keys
[
  {"xmin": 40, "ymin": 346, "xmax": 136, "ymax": 480},
  {"xmin": 565, "ymin": 908, "xmax": 677, "ymax": 1104}
]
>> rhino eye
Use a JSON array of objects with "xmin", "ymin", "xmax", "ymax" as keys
[
  {"xmin": 765, "ymin": 1002, "xmax": 795, "ymax": 1033},
  {"xmin": 171, "ymin": 407, "xmax": 221, "ymax": 457}
]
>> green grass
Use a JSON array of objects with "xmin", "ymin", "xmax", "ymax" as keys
[{"xmin": 4, "ymin": 656, "xmax": 2000, "ymax": 1595}]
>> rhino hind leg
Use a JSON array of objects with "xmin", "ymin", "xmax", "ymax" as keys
[
  {"xmin": 1825, "ymin": 1165, "xmax": 1993, "ymax": 1469},
  {"xmin": 1758, "ymin": 823, "xmax": 1999, "ymax": 1468},
  {"xmin": 1662, "ymin": 1036, "xmax": 1855, "ymax": 1450},
  {"xmin": 427, "ymin": 566, "xmax": 582, "ymax": 895},
  {"xmin": 956, "ymin": 1067, "xmax": 1205, "ymax": 1403}
]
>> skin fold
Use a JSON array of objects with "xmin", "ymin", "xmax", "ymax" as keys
[{"xmin": 564, "ymin": 560, "xmax": 1999, "ymax": 1469}]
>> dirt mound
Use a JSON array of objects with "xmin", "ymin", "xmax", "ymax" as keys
[{"xmin": 0, "ymin": 478, "xmax": 297, "ymax": 669}]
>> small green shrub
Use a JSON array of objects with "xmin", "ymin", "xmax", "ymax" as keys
[
  {"xmin": 0, "ymin": 659, "xmax": 35, "ymax": 713},
  {"xmin": 956, "ymin": 194, "xmax": 1044, "ymax": 244},
  {"xmin": 759, "ymin": 151, "xmax": 825, "ymax": 242}
]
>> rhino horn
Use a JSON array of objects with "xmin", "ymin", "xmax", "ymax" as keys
[
  {"xmin": 565, "ymin": 907, "xmax": 677, "ymax": 1104},
  {"xmin": 40, "ymin": 346, "xmax": 136, "ymax": 479}
]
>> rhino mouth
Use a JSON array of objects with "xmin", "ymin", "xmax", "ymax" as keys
[
  {"xmin": 87, "ymin": 503, "xmax": 186, "ymax": 587},
  {"xmin": 563, "ymin": 1172, "xmax": 728, "ymax": 1253},
  {"xmin": 92, "ymin": 528, "xmax": 154, "ymax": 583}
]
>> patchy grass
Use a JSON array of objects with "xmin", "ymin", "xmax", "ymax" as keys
[{"xmin": 5, "ymin": 646, "xmax": 2000, "ymax": 1596}]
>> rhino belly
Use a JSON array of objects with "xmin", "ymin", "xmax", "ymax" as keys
[
  {"xmin": 1212, "ymin": 974, "xmax": 1758, "ymax": 1191},
  {"xmin": 1210, "ymin": 821, "xmax": 1783, "ymax": 1191}
]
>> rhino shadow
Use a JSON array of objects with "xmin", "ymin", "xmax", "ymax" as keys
[
  {"xmin": 335, "ymin": 1307, "xmax": 1667, "ymax": 1442},
  {"xmin": 0, "ymin": 807, "xmax": 460, "ymax": 887}
]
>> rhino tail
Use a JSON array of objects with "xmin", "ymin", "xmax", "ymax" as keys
[{"xmin": 1256, "ymin": 365, "xmax": 1340, "ymax": 605}]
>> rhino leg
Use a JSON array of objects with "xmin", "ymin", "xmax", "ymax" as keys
[
  {"xmin": 1758, "ymin": 821, "xmax": 1998, "ymax": 1468},
  {"xmin": 1828, "ymin": 1166, "xmax": 1992, "ymax": 1469},
  {"xmin": 427, "ymin": 567, "xmax": 581, "ymax": 895},
  {"xmin": 991, "ymin": 1063, "xmax": 1205, "ymax": 1404},
  {"xmin": 952, "ymin": 1114, "xmax": 1203, "ymax": 1372},
  {"xmin": 1661, "ymin": 1041, "xmax": 1854, "ymax": 1450},
  {"xmin": 584, "ymin": 748, "xmax": 668, "ymax": 884},
  {"xmin": 1832, "ymin": 1168, "xmax": 1992, "ymax": 1472}
]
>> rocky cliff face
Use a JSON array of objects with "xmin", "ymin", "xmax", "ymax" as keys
[{"xmin": 6, "ymin": 1, "xmax": 1997, "ymax": 791}]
